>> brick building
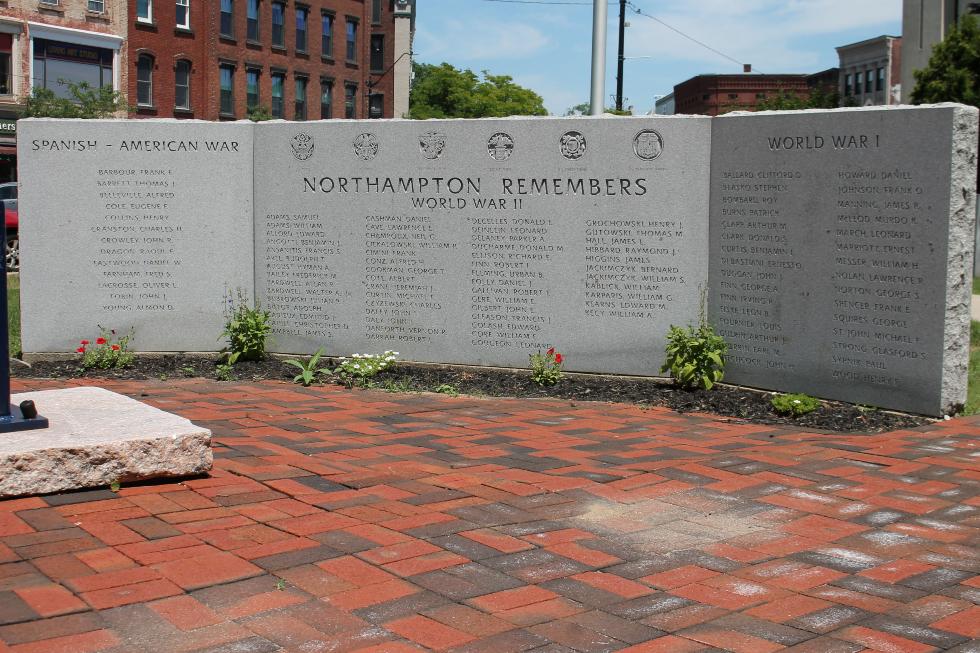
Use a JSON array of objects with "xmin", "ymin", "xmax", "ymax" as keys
[
  {"xmin": 672, "ymin": 73, "xmax": 812, "ymax": 116},
  {"xmin": 128, "ymin": 0, "xmax": 413, "ymax": 121},
  {"xmin": 837, "ymin": 35, "xmax": 901, "ymax": 106},
  {"xmin": 0, "ymin": 0, "xmax": 126, "ymax": 181}
]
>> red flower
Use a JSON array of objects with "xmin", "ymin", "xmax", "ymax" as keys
[
  {"xmin": 547, "ymin": 347, "xmax": 555, "ymax": 356},
  {"xmin": 96, "ymin": 337, "xmax": 107, "ymax": 345},
  {"xmin": 76, "ymin": 346, "xmax": 86, "ymax": 353},
  {"xmin": 111, "ymin": 344, "xmax": 120, "ymax": 351},
  {"xmin": 80, "ymin": 340, "xmax": 89, "ymax": 345},
  {"xmin": 555, "ymin": 353, "xmax": 563, "ymax": 364}
]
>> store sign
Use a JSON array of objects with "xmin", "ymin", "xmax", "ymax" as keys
[{"xmin": 0, "ymin": 121, "xmax": 16, "ymax": 136}]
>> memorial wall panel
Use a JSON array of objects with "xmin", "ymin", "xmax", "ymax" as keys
[
  {"xmin": 19, "ymin": 120, "xmax": 254, "ymax": 353},
  {"xmin": 708, "ymin": 107, "xmax": 975, "ymax": 415},
  {"xmin": 253, "ymin": 117, "xmax": 711, "ymax": 374}
]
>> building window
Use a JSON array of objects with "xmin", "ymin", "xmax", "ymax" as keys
[
  {"xmin": 219, "ymin": 63, "xmax": 234, "ymax": 115},
  {"xmin": 346, "ymin": 18, "xmax": 357, "ymax": 61},
  {"xmin": 175, "ymin": 0, "xmax": 189, "ymax": 28},
  {"xmin": 344, "ymin": 82, "xmax": 356, "ymax": 118},
  {"xmin": 271, "ymin": 2, "xmax": 285, "ymax": 48},
  {"xmin": 855, "ymin": 71, "xmax": 863, "ymax": 94},
  {"xmin": 32, "ymin": 39, "xmax": 114, "ymax": 98},
  {"xmin": 271, "ymin": 71, "xmax": 284, "ymax": 117},
  {"xmin": 246, "ymin": 68, "xmax": 259, "ymax": 111},
  {"xmin": 174, "ymin": 59, "xmax": 190, "ymax": 109},
  {"xmin": 844, "ymin": 73, "xmax": 852, "ymax": 96},
  {"xmin": 371, "ymin": 0, "xmax": 381, "ymax": 23},
  {"xmin": 370, "ymin": 34, "xmax": 383, "ymax": 72},
  {"xmin": 88, "ymin": 0, "xmax": 105, "ymax": 13},
  {"xmin": 220, "ymin": 0, "xmax": 234, "ymax": 38},
  {"xmin": 320, "ymin": 78, "xmax": 332, "ymax": 118},
  {"xmin": 865, "ymin": 70, "xmax": 872, "ymax": 93},
  {"xmin": 321, "ymin": 12, "xmax": 333, "ymax": 57},
  {"xmin": 727, "ymin": 93, "xmax": 737, "ymax": 100},
  {"xmin": 0, "ymin": 35, "xmax": 11, "ymax": 95},
  {"xmin": 296, "ymin": 7, "xmax": 308, "ymax": 52},
  {"xmin": 295, "ymin": 76, "xmax": 307, "ymax": 119},
  {"xmin": 247, "ymin": 0, "xmax": 259, "ymax": 40},
  {"xmin": 136, "ymin": 54, "xmax": 153, "ymax": 106},
  {"xmin": 877, "ymin": 67, "xmax": 885, "ymax": 92},
  {"xmin": 368, "ymin": 92, "xmax": 382, "ymax": 119},
  {"xmin": 137, "ymin": 0, "xmax": 152, "ymax": 22}
]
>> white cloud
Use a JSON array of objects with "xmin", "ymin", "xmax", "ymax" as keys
[
  {"xmin": 622, "ymin": 0, "xmax": 901, "ymax": 71},
  {"xmin": 415, "ymin": 19, "xmax": 549, "ymax": 62}
]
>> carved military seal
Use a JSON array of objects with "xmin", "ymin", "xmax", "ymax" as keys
[
  {"xmin": 290, "ymin": 132, "xmax": 314, "ymax": 161},
  {"xmin": 353, "ymin": 132, "xmax": 379, "ymax": 161},
  {"xmin": 633, "ymin": 129, "xmax": 664, "ymax": 160},
  {"xmin": 559, "ymin": 130, "xmax": 586, "ymax": 160},
  {"xmin": 487, "ymin": 132, "xmax": 514, "ymax": 161},
  {"xmin": 419, "ymin": 131, "xmax": 447, "ymax": 159}
]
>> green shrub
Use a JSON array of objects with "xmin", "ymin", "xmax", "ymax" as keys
[
  {"xmin": 284, "ymin": 348, "xmax": 329, "ymax": 386},
  {"xmin": 771, "ymin": 392, "xmax": 821, "ymax": 416},
  {"xmin": 529, "ymin": 347, "xmax": 564, "ymax": 386},
  {"xmin": 221, "ymin": 289, "xmax": 272, "ymax": 364},
  {"xmin": 334, "ymin": 351, "xmax": 398, "ymax": 387},
  {"xmin": 78, "ymin": 327, "xmax": 134, "ymax": 370},
  {"xmin": 661, "ymin": 292, "xmax": 726, "ymax": 390}
]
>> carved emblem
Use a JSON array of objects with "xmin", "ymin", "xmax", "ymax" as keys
[
  {"xmin": 290, "ymin": 132, "xmax": 314, "ymax": 161},
  {"xmin": 559, "ymin": 130, "xmax": 587, "ymax": 160},
  {"xmin": 487, "ymin": 132, "xmax": 514, "ymax": 161},
  {"xmin": 633, "ymin": 129, "xmax": 664, "ymax": 160},
  {"xmin": 419, "ymin": 130, "xmax": 447, "ymax": 159},
  {"xmin": 353, "ymin": 132, "xmax": 379, "ymax": 161}
]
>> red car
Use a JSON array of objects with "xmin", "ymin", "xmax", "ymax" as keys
[{"xmin": 1, "ymin": 182, "xmax": 17, "ymax": 272}]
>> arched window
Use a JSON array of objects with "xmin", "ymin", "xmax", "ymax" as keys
[
  {"xmin": 136, "ymin": 54, "xmax": 154, "ymax": 106},
  {"xmin": 175, "ymin": 60, "xmax": 191, "ymax": 110}
]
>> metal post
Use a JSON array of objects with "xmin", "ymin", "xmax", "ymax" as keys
[
  {"xmin": 0, "ymin": 204, "xmax": 47, "ymax": 433},
  {"xmin": 590, "ymin": 0, "xmax": 608, "ymax": 116},
  {"xmin": 615, "ymin": 0, "xmax": 626, "ymax": 112}
]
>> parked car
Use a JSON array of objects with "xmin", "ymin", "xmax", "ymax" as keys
[{"xmin": 0, "ymin": 182, "xmax": 18, "ymax": 272}]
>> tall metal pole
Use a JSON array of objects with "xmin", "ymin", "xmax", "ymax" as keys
[
  {"xmin": 615, "ymin": 0, "xmax": 626, "ymax": 112},
  {"xmin": 590, "ymin": 0, "xmax": 608, "ymax": 115}
]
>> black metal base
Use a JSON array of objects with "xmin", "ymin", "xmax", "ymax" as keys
[{"xmin": 0, "ymin": 404, "xmax": 49, "ymax": 433}]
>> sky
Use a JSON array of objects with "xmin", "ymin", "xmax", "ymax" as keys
[{"xmin": 413, "ymin": 0, "xmax": 903, "ymax": 115}]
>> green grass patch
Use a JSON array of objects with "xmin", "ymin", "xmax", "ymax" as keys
[
  {"xmin": 974, "ymin": 277, "xmax": 980, "ymax": 295},
  {"xmin": 966, "ymin": 319, "xmax": 980, "ymax": 415},
  {"xmin": 7, "ymin": 274, "xmax": 19, "ymax": 358}
]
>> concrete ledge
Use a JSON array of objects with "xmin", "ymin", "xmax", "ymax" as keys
[{"xmin": 0, "ymin": 386, "xmax": 212, "ymax": 498}]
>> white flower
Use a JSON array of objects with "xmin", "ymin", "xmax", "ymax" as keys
[{"xmin": 793, "ymin": 400, "xmax": 801, "ymax": 404}]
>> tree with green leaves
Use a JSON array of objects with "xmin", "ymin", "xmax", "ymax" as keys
[
  {"xmin": 409, "ymin": 62, "xmax": 547, "ymax": 119},
  {"xmin": 565, "ymin": 102, "xmax": 631, "ymax": 116},
  {"xmin": 22, "ymin": 80, "xmax": 129, "ymax": 118},
  {"xmin": 753, "ymin": 85, "xmax": 843, "ymax": 112},
  {"xmin": 911, "ymin": 14, "xmax": 980, "ymax": 107}
]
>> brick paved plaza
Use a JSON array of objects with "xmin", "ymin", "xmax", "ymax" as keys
[{"xmin": 1, "ymin": 378, "xmax": 978, "ymax": 652}]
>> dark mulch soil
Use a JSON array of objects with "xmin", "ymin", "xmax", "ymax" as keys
[{"xmin": 14, "ymin": 355, "xmax": 934, "ymax": 433}]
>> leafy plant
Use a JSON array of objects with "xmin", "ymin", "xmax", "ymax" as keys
[
  {"xmin": 215, "ymin": 362, "xmax": 234, "ymax": 381},
  {"xmin": 220, "ymin": 288, "xmax": 272, "ymax": 364},
  {"xmin": 529, "ymin": 347, "xmax": 564, "ymax": 386},
  {"xmin": 381, "ymin": 376, "xmax": 413, "ymax": 393},
  {"xmin": 284, "ymin": 348, "xmax": 329, "ymax": 386},
  {"xmin": 248, "ymin": 105, "xmax": 273, "ymax": 121},
  {"xmin": 78, "ymin": 327, "xmax": 135, "ymax": 370},
  {"xmin": 333, "ymin": 351, "xmax": 398, "ymax": 388},
  {"xmin": 661, "ymin": 290, "xmax": 726, "ymax": 390},
  {"xmin": 771, "ymin": 392, "xmax": 821, "ymax": 416},
  {"xmin": 109, "ymin": 480, "xmax": 121, "ymax": 493},
  {"xmin": 434, "ymin": 383, "xmax": 459, "ymax": 397}
]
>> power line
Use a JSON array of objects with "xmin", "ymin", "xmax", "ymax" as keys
[{"xmin": 625, "ymin": 1, "xmax": 758, "ymax": 72}]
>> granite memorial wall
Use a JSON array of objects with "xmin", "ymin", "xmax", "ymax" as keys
[{"xmin": 18, "ymin": 105, "xmax": 978, "ymax": 415}]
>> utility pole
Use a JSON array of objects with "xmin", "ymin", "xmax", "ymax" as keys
[
  {"xmin": 615, "ymin": 0, "xmax": 626, "ymax": 112},
  {"xmin": 590, "ymin": 0, "xmax": 608, "ymax": 115}
]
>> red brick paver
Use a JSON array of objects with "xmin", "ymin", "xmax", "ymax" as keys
[{"xmin": 2, "ymin": 377, "xmax": 979, "ymax": 652}]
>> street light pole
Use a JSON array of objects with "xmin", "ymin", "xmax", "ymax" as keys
[
  {"xmin": 615, "ymin": 0, "xmax": 626, "ymax": 112},
  {"xmin": 590, "ymin": 0, "xmax": 608, "ymax": 115}
]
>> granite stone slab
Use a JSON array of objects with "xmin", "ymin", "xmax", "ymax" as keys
[
  {"xmin": 253, "ymin": 116, "xmax": 711, "ymax": 375},
  {"xmin": 18, "ymin": 119, "xmax": 255, "ymax": 353},
  {"xmin": 0, "ymin": 386, "xmax": 212, "ymax": 497},
  {"xmin": 708, "ymin": 104, "xmax": 979, "ymax": 415}
]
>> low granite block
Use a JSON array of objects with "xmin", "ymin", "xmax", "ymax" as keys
[{"xmin": 0, "ymin": 386, "xmax": 212, "ymax": 498}]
